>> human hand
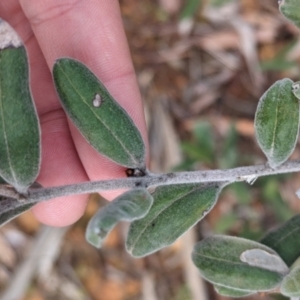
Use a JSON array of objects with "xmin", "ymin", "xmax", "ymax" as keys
[{"xmin": 0, "ymin": 0, "xmax": 148, "ymax": 226}]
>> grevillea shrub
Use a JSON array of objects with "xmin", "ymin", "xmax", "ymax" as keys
[{"xmin": 1, "ymin": 1, "xmax": 300, "ymax": 298}]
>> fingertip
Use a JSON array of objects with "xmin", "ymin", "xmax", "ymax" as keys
[{"xmin": 32, "ymin": 194, "xmax": 89, "ymax": 227}]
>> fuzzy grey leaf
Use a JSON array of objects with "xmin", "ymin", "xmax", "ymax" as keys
[
  {"xmin": 192, "ymin": 235, "xmax": 284, "ymax": 291},
  {"xmin": 261, "ymin": 214, "xmax": 300, "ymax": 267},
  {"xmin": 53, "ymin": 58, "xmax": 145, "ymax": 169},
  {"xmin": 0, "ymin": 46, "xmax": 40, "ymax": 193},
  {"xmin": 281, "ymin": 259, "xmax": 300, "ymax": 297},
  {"xmin": 254, "ymin": 78, "xmax": 300, "ymax": 168},
  {"xmin": 86, "ymin": 189, "xmax": 153, "ymax": 248},
  {"xmin": 126, "ymin": 182, "xmax": 226, "ymax": 257}
]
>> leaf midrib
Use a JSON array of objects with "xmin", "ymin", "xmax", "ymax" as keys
[
  {"xmin": 270, "ymin": 225, "xmax": 300, "ymax": 247},
  {"xmin": 59, "ymin": 64, "xmax": 139, "ymax": 167},
  {"xmin": 193, "ymin": 251, "xmax": 282, "ymax": 276},
  {"xmin": 128, "ymin": 184, "xmax": 216, "ymax": 252},
  {"xmin": 0, "ymin": 57, "xmax": 18, "ymax": 186},
  {"xmin": 269, "ymin": 87, "xmax": 280, "ymax": 159}
]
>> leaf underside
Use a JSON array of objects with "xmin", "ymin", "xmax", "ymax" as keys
[
  {"xmin": 192, "ymin": 235, "xmax": 284, "ymax": 292},
  {"xmin": 261, "ymin": 214, "xmax": 300, "ymax": 267},
  {"xmin": 281, "ymin": 263, "xmax": 300, "ymax": 297},
  {"xmin": 254, "ymin": 78, "xmax": 300, "ymax": 168},
  {"xmin": 126, "ymin": 182, "xmax": 226, "ymax": 257},
  {"xmin": 240, "ymin": 249, "xmax": 288, "ymax": 274},
  {"xmin": 0, "ymin": 47, "xmax": 40, "ymax": 193},
  {"xmin": 214, "ymin": 285, "xmax": 255, "ymax": 298},
  {"xmin": 53, "ymin": 58, "xmax": 145, "ymax": 169},
  {"xmin": 86, "ymin": 189, "xmax": 153, "ymax": 248}
]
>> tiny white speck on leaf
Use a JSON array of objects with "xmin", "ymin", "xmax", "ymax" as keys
[
  {"xmin": 292, "ymin": 81, "xmax": 300, "ymax": 100},
  {"xmin": 0, "ymin": 21, "xmax": 22, "ymax": 49},
  {"xmin": 92, "ymin": 94, "xmax": 103, "ymax": 107}
]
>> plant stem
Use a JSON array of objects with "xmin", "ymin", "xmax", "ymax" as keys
[{"xmin": 7, "ymin": 159, "xmax": 297, "ymax": 203}]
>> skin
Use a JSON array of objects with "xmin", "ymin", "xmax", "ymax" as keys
[{"xmin": 0, "ymin": 0, "xmax": 148, "ymax": 226}]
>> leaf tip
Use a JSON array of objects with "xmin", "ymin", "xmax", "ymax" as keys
[
  {"xmin": 0, "ymin": 21, "xmax": 22, "ymax": 50},
  {"xmin": 85, "ymin": 226, "xmax": 104, "ymax": 249}
]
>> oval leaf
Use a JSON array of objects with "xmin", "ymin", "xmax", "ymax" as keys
[
  {"xmin": 261, "ymin": 214, "xmax": 300, "ymax": 267},
  {"xmin": 86, "ymin": 189, "xmax": 153, "ymax": 248},
  {"xmin": 192, "ymin": 236, "xmax": 284, "ymax": 291},
  {"xmin": 281, "ymin": 259, "xmax": 300, "ymax": 297},
  {"xmin": 126, "ymin": 182, "xmax": 226, "ymax": 257},
  {"xmin": 279, "ymin": 0, "xmax": 300, "ymax": 29},
  {"xmin": 254, "ymin": 78, "xmax": 300, "ymax": 168},
  {"xmin": 0, "ymin": 46, "xmax": 40, "ymax": 193},
  {"xmin": 214, "ymin": 285, "xmax": 254, "ymax": 298},
  {"xmin": 53, "ymin": 58, "xmax": 145, "ymax": 169}
]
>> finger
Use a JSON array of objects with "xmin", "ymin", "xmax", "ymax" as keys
[
  {"xmin": 0, "ymin": 1, "xmax": 90, "ymax": 226},
  {"xmin": 19, "ymin": 0, "xmax": 149, "ymax": 196}
]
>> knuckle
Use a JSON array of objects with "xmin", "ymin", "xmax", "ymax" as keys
[{"xmin": 20, "ymin": 0, "xmax": 83, "ymax": 26}]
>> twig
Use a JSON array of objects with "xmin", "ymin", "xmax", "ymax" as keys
[{"xmin": 1, "ymin": 160, "xmax": 300, "ymax": 203}]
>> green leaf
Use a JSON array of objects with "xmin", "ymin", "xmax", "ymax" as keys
[
  {"xmin": 180, "ymin": 0, "xmax": 201, "ymax": 19},
  {"xmin": 214, "ymin": 285, "xmax": 254, "ymax": 298},
  {"xmin": 86, "ymin": 189, "xmax": 153, "ymax": 248},
  {"xmin": 0, "ymin": 197, "xmax": 35, "ymax": 226},
  {"xmin": 209, "ymin": 0, "xmax": 235, "ymax": 8},
  {"xmin": 279, "ymin": 0, "xmax": 300, "ymax": 29},
  {"xmin": 261, "ymin": 214, "xmax": 300, "ymax": 267},
  {"xmin": 281, "ymin": 258, "xmax": 300, "ymax": 297},
  {"xmin": 254, "ymin": 78, "xmax": 300, "ymax": 168},
  {"xmin": 53, "ymin": 58, "xmax": 145, "ymax": 169},
  {"xmin": 0, "ymin": 46, "xmax": 40, "ymax": 193},
  {"xmin": 192, "ymin": 235, "xmax": 284, "ymax": 291},
  {"xmin": 126, "ymin": 182, "xmax": 226, "ymax": 257}
]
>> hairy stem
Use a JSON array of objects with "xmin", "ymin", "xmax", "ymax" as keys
[{"xmin": 1, "ymin": 160, "xmax": 300, "ymax": 203}]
